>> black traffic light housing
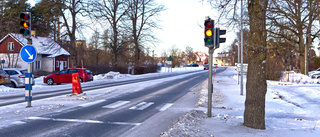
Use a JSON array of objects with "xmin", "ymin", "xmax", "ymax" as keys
[
  {"xmin": 20, "ymin": 12, "xmax": 31, "ymax": 39},
  {"xmin": 215, "ymin": 28, "xmax": 226, "ymax": 48},
  {"xmin": 204, "ymin": 19, "xmax": 214, "ymax": 48}
]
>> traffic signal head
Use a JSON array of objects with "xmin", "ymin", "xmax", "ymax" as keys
[
  {"xmin": 20, "ymin": 12, "xmax": 31, "ymax": 38},
  {"xmin": 215, "ymin": 28, "xmax": 226, "ymax": 48},
  {"xmin": 204, "ymin": 19, "xmax": 214, "ymax": 47}
]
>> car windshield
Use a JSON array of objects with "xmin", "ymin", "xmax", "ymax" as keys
[
  {"xmin": 20, "ymin": 70, "xmax": 28, "ymax": 74},
  {"xmin": 85, "ymin": 69, "xmax": 92, "ymax": 74}
]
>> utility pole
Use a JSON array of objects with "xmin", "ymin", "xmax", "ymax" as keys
[{"xmin": 240, "ymin": 0, "xmax": 244, "ymax": 95}]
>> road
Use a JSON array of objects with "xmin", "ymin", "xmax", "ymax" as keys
[{"xmin": 0, "ymin": 67, "xmax": 227, "ymax": 137}]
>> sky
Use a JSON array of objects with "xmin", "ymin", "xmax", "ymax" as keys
[
  {"xmin": 27, "ymin": 0, "xmax": 236, "ymax": 56},
  {"xmin": 154, "ymin": 0, "xmax": 236, "ymax": 55}
]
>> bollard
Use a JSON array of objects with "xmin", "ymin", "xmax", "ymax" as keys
[{"xmin": 72, "ymin": 73, "xmax": 82, "ymax": 94}]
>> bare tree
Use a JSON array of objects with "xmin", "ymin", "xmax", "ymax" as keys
[
  {"xmin": 244, "ymin": 0, "xmax": 269, "ymax": 129},
  {"xmin": 49, "ymin": 0, "xmax": 87, "ymax": 68},
  {"xmin": 267, "ymin": 0, "xmax": 320, "ymax": 74},
  {"xmin": 90, "ymin": 0, "xmax": 128, "ymax": 67},
  {"xmin": 185, "ymin": 46, "xmax": 196, "ymax": 64},
  {"xmin": 207, "ymin": 0, "xmax": 268, "ymax": 129},
  {"xmin": 126, "ymin": 0, "xmax": 165, "ymax": 72}
]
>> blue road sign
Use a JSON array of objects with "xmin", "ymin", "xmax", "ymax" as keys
[{"xmin": 20, "ymin": 45, "xmax": 37, "ymax": 63}]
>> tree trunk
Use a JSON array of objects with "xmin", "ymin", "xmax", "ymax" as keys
[{"xmin": 244, "ymin": 0, "xmax": 268, "ymax": 130}]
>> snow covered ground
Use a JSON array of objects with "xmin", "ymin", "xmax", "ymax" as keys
[
  {"xmin": 1, "ymin": 66, "xmax": 320, "ymax": 137},
  {"xmin": 161, "ymin": 67, "xmax": 320, "ymax": 137}
]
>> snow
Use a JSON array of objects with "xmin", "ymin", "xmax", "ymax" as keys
[
  {"xmin": 1, "ymin": 66, "xmax": 320, "ymax": 137},
  {"xmin": 162, "ymin": 67, "xmax": 320, "ymax": 137},
  {"xmin": 9, "ymin": 33, "xmax": 70, "ymax": 56}
]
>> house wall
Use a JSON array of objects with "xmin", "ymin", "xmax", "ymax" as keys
[
  {"xmin": 42, "ymin": 57, "xmax": 54, "ymax": 72},
  {"xmin": 0, "ymin": 36, "xmax": 23, "ymax": 54},
  {"xmin": 0, "ymin": 53, "xmax": 26, "ymax": 68},
  {"xmin": 54, "ymin": 55, "xmax": 68, "ymax": 72}
]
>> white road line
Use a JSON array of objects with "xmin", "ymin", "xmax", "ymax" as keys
[
  {"xmin": 102, "ymin": 101, "xmax": 130, "ymax": 109},
  {"xmin": 159, "ymin": 103, "xmax": 173, "ymax": 111},
  {"xmin": 27, "ymin": 117, "xmax": 104, "ymax": 124},
  {"xmin": 108, "ymin": 122, "xmax": 141, "ymax": 126},
  {"xmin": 27, "ymin": 117, "xmax": 141, "ymax": 126},
  {"xmin": 129, "ymin": 102, "xmax": 154, "ymax": 110},
  {"xmin": 78, "ymin": 99, "xmax": 106, "ymax": 107}
]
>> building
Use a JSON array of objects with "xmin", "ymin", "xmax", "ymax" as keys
[
  {"xmin": 213, "ymin": 52, "xmax": 231, "ymax": 66},
  {"xmin": 195, "ymin": 52, "xmax": 208, "ymax": 65},
  {"xmin": 0, "ymin": 33, "xmax": 70, "ymax": 72}
]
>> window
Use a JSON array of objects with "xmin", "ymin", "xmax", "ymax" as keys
[
  {"xmin": 8, "ymin": 42, "xmax": 14, "ymax": 51},
  {"xmin": 56, "ymin": 61, "xmax": 59, "ymax": 68},
  {"xmin": 5, "ymin": 70, "xmax": 19, "ymax": 75},
  {"xmin": 68, "ymin": 69, "xmax": 79, "ymax": 73},
  {"xmin": 35, "ymin": 61, "xmax": 41, "ymax": 70},
  {"xmin": 59, "ymin": 69, "xmax": 68, "ymax": 74},
  {"xmin": 64, "ymin": 61, "xmax": 67, "ymax": 68}
]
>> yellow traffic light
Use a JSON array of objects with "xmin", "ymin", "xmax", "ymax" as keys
[{"xmin": 20, "ymin": 12, "xmax": 31, "ymax": 38}]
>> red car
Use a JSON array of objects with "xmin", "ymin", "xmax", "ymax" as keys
[{"xmin": 44, "ymin": 68, "xmax": 93, "ymax": 85}]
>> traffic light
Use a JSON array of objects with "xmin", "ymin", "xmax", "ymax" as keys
[
  {"xmin": 204, "ymin": 19, "xmax": 214, "ymax": 47},
  {"xmin": 20, "ymin": 12, "xmax": 31, "ymax": 38},
  {"xmin": 215, "ymin": 28, "xmax": 226, "ymax": 48}
]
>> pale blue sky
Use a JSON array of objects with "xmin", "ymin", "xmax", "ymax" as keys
[{"xmin": 28, "ymin": 0, "xmax": 236, "ymax": 56}]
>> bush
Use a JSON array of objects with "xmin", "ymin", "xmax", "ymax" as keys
[{"xmin": 266, "ymin": 54, "xmax": 284, "ymax": 80}]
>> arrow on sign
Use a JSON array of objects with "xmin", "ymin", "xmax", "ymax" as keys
[{"xmin": 25, "ymin": 49, "xmax": 34, "ymax": 60}]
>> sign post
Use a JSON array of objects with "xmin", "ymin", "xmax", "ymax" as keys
[
  {"xmin": 20, "ymin": 44, "xmax": 37, "ymax": 107},
  {"xmin": 167, "ymin": 56, "xmax": 173, "ymax": 72}
]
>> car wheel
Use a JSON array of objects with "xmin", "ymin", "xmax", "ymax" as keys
[
  {"xmin": 11, "ymin": 82, "xmax": 17, "ymax": 88},
  {"xmin": 317, "ymin": 76, "xmax": 320, "ymax": 79},
  {"xmin": 46, "ymin": 78, "xmax": 54, "ymax": 85}
]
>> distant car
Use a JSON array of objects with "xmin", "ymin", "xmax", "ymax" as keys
[
  {"xmin": 0, "ymin": 69, "xmax": 12, "ymax": 87},
  {"xmin": 204, "ymin": 64, "xmax": 209, "ymax": 70},
  {"xmin": 187, "ymin": 63, "xmax": 199, "ymax": 67},
  {"xmin": 3, "ymin": 68, "xmax": 35, "ymax": 88},
  {"xmin": 43, "ymin": 68, "xmax": 93, "ymax": 85},
  {"xmin": 309, "ymin": 67, "xmax": 320, "ymax": 76},
  {"xmin": 310, "ymin": 72, "xmax": 320, "ymax": 79}
]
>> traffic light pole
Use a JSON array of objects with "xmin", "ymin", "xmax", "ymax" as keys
[{"xmin": 207, "ymin": 47, "xmax": 214, "ymax": 117}]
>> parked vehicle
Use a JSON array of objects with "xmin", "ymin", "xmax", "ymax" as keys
[
  {"xmin": 310, "ymin": 72, "xmax": 320, "ymax": 79},
  {"xmin": 308, "ymin": 67, "xmax": 320, "ymax": 76},
  {"xmin": 187, "ymin": 63, "xmax": 199, "ymax": 67},
  {"xmin": 3, "ymin": 68, "xmax": 35, "ymax": 88},
  {"xmin": 43, "ymin": 68, "xmax": 93, "ymax": 85},
  {"xmin": 204, "ymin": 64, "xmax": 209, "ymax": 70},
  {"xmin": 0, "ymin": 69, "xmax": 12, "ymax": 87}
]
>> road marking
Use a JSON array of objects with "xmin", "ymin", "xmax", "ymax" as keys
[
  {"xmin": 129, "ymin": 102, "xmax": 154, "ymax": 110},
  {"xmin": 159, "ymin": 103, "xmax": 173, "ymax": 111},
  {"xmin": 102, "ymin": 101, "xmax": 130, "ymax": 109},
  {"xmin": 108, "ymin": 122, "xmax": 141, "ymax": 126},
  {"xmin": 27, "ymin": 117, "xmax": 141, "ymax": 126},
  {"xmin": 27, "ymin": 117, "xmax": 103, "ymax": 124},
  {"xmin": 78, "ymin": 99, "xmax": 106, "ymax": 107}
]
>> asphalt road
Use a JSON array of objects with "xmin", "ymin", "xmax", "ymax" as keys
[{"xmin": 0, "ymin": 67, "xmax": 227, "ymax": 137}]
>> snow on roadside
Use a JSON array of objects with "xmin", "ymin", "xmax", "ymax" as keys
[{"xmin": 161, "ymin": 67, "xmax": 320, "ymax": 137}]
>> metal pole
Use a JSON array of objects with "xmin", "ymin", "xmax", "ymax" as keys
[
  {"xmin": 27, "ymin": 63, "xmax": 31, "ymax": 107},
  {"xmin": 240, "ymin": 0, "xmax": 244, "ymax": 96},
  {"xmin": 27, "ymin": 38, "xmax": 32, "ymax": 107},
  {"xmin": 305, "ymin": 44, "xmax": 307, "ymax": 75},
  {"xmin": 208, "ymin": 48, "xmax": 214, "ymax": 117}
]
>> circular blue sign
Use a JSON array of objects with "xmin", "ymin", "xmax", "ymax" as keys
[{"xmin": 20, "ymin": 45, "xmax": 37, "ymax": 63}]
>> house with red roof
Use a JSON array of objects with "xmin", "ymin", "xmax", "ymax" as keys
[{"xmin": 0, "ymin": 33, "xmax": 70, "ymax": 72}]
